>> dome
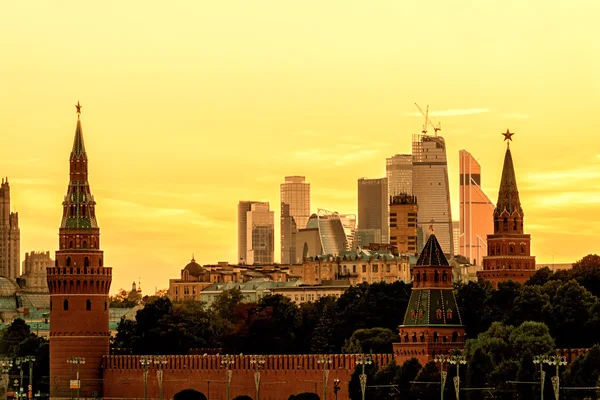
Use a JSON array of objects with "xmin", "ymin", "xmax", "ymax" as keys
[
  {"xmin": 0, "ymin": 277, "xmax": 19, "ymax": 297},
  {"xmin": 184, "ymin": 257, "xmax": 205, "ymax": 276}
]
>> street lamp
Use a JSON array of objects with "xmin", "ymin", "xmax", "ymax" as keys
[
  {"xmin": 448, "ymin": 355, "xmax": 467, "ymax": 400},
  {"xmin": 317, "ymin": 356, "xmax": 332, "ymax": 400},
  {"xmin": 250, "ymin": 355, "xmax": 265, "ymax": 400},
  {"xmin": 154, "ymin": 356, "xmax": 168, "ymax": 400},
  {"xmin": 140, "ymin": 356, "xmax": 152, "ymax": 400},
  {"xmin": 221, "ymin": 355, "xmax": 235, "ymax": 400},
  {"xmin": 16, "ymin": 356, "xmax": 35, "ymax": 400},
  {"xmin": 333, "ymin": 379, "xmax": 341, "ymax": 400},
  {"xmin": 356, "ymin": 354, "xmax": 372, "ymax": 400},
  {"xmin": 545, "ymin": 355, "xmax": 567, "ymax": 400},
  {"xmin": 533, "ymin": 355, "xmax": 549, "ymax": 400},
  {"xmin": 66, "ymin": 357, "xmax": 85, "ymax": 400},
  {"xmin": 0, "ymin": 358, "xmax": 13, "ymax": 399},
  {"xmin": 434, "ymin": 354, "xmax": 452, "ymax": 400}
]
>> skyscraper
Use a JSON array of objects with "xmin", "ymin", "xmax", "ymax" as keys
[
  {"xmin": 479, "ymin": 131, "xmax": 536, "ymax": 287},
  {"xmin": 459, "ymin": 150, "xmax": 494, "ymax": 265},
  {"xmin": 357, "ymin": 178, "xmax": 389, "ymax": 244},
  {"xmin": 238, "ymin": 201, "xmax": 261, "ymax": 264},
  {"xmin": 389, "ymin": 194, "xmax": 418, "ymax": 255},
  {"xmin": 386, "ymin": 154, "xmax": 413, "ymax": 197},
  {"xmin": 0, "ymin": 178, "xmax": 20, "ymax": 280},
  {"xmin": 280, "ymin": 176, "xmax": 311, "ymax": 265},
  {"xmin": 412, "ymin": 134, "xmax": 454, "ymax": 255},
  {"xmin": 246, "ymin": 202, "xmax": 274, "ymax": 265}
]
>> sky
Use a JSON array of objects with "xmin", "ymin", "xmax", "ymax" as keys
[{"xmin": 1, "ymin": 0, "xmax": 599, "ymax": 294}]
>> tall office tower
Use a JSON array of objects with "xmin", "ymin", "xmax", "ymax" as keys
[
  {"xmin": 357, "ymin": 178, "xmax": 389, "ymax": 244},
  {"xmin": 389, "ymin": 194, "xmax": 418, "ymax": 255},
  {"xmin": 479, "ymin": 131, "xmax": 536, "ymax": 287},
  {"xmin": 412, "ymin": 134, "xmax": 454, "ymax": 255},
  {"xmin": 246, "ymin": 202, "xmax": 274, "ymax": 265},
  {"xmin": 452, "ymin": 221, "xmax": 460, "ymax": 256},
  {"xmin": 280, "ymin": 176, "xmax": 311, "ymax": 265},
  {"xmin": 459, "ymin": 150, "xmax": 494, "ymax": 265},
  {"xmin": 386, "ymin": 154, "xmax": 413, "ymax": 197},
  {"xmin": 20, "ymin": 251, "xmax": 53, "ymax": 292},
  {"xmin": 0, "ymin": 178, "xmax": 20, "ymax": 279},
  {"xmin": 238, "ymin": 201, "xmax": 261, "ymax": 264}
]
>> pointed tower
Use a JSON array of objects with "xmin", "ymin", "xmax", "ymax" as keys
[
  {"xmin": 478, "ymin": 130, "xmax": 536, "ymax": 287},
  {"xmin": 47, "ymin": 103, "xmax": 112, "ymax": 399},
  {"xmin": 393, "ymin": 233, "xmax": 465, "ymax": 366}
]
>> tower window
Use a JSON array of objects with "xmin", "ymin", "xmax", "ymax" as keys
[
  {"xmin": 63, "ymin": 299, "xmax": 69, "ymax": 311},
  {"xmin": 84, "ymin": 257, "xmax": 90, "ymax": 267},
  {"xmin": 86, "ymin": 299, "xmax": 91, "ymax": 311},
  {"xmin": 66, "ymin": 257, "xmax": 71, "ymax": 267},
  {"xmin": 83, "ymin": 240, "xmax": 87, "ymax": 249},
  {"xmin": 69, "ymin": 241, "xmax": 73, "ymax": 249}
]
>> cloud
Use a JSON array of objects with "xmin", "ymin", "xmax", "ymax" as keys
[
  {"xmin": 501, "ymin": 113, "xmax": 529, "ymax": 119},
  {"xmin": 406, "ymin": 108, "xmax": 490, "ymax": 117}
]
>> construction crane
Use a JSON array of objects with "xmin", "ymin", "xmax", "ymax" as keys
[{"xmin": 414, "ymin": 103, "xmax": 442, "ymax": 136}]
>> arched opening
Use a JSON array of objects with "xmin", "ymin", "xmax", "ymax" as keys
[
  {"xmin": 422, "ymin": 272, "xmax": 427, "ymax": 282},
  {"xmin": 416, "ymin": 273, "xmax": 420, "ymax": 282},
  {"xmin": 69, "ymin": 240, "xmax": 73, "ymax": 249},
  {"xmin": 433, "ymin": 332, "xmax": 439, "ymax": 343},
  {"xmin": 63, "ymin": 299, "xmax": 69, "ymax": 311},
  {"xmin": 55, "ymin": 259, "xmax": 58, "ymax": 267},
  {"xmin": 86, "ymin": 299, "xmax": 91, "ymax": 311},
  {"xmin": 503, "ymin": 217, "xmax": 508, "ymax": 231},
  {"xmin": 420, "ymin": 332, "xmax": 425, "ymax": 343},
  {"xmin": 513, "ymin": 217, "xmax": 518, "ymax": 231},
  {"xmin": 434, "ymin": 271, "xmax": 439, "ymax": 282},
  {"xmin": 84, "ymin": 257, "xmax": 90, "ymax": 267},
  {"xmin": 83, "ymin": 240, "xmax": 87, "ymax": 249},
  {"xmin": 436, "ymin": 309, "xmax": 442, "ymax": 319},
  {"xmin": 442, "ymin": 271, "xmax": 448, "ymax": 282},
  {"xmin": 411, "ymin": 333, "xmax": 417, "ymax": 343},
  {"xmin": 452, "ymin": 332, "xmax": 459, "ymax": 342},
  {"xmin": 447, "ymin": 309, "xmax": 454, "ymax": 320},
  {"xmin": 66, "ymin": 257, "xmax": 71, "ymax": 267},
  {"xmin": 173, "ymin": 389, "xmax": 207, "ymax": 400}
]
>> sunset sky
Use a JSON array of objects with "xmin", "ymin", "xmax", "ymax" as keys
[{"xmin": 1, "ymin": 1, "xmax": 599, "ymax": 294}]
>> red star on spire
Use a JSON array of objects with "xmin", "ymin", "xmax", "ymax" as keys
[
  {"xmin": 75, "ymin": 101, "xmax": 82, "ymax": 115},
  {"xmin": 502, "ymin": 129, "xmax": 514, "ymax": 141}
]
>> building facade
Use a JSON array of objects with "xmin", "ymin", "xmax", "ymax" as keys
[
  {"xmin": 237, "ymin": 201, "xmax": 261, "ymax": 264},
  {"xmin": 394, "ymin": 233, "xmax": 465, "ymax": 365},
  {"xmin": 280, "ymin": 176, "xmax": 311, "ymax": 265},
  {"xmin": 246, "ymin": 202, "xmax": 274, "ymax": 265},
  {"xmin": 479, "ymin": 133, "xmax": 536, "ymax": 287},
  {"xmin": 357, "ymin": 177, "xmax": 389, "ymax": 244},
  {"xmin": 20, "ymin": 251, "xmax": 53, "ymax": 292},
  {"xmin": 386, "ymin": 154, "xmax": 413, "ymax": 197},
  {"xmin": 459, "ymin": 150, "xmax": 494, "ymax": 265},
  {"xmin": 412, "ymin": 134, "xmax": 454, "ymax": 256},
  {"xmin": 0, "ymin": 178, "xmax": 20, "ymax": 280},
  {"xmin": 389, "ymin": 194, "xmax": 418, "ymax": 255},
  {"xmin": 46, "ymin": 105, "xmax": 112, "ymax": 399}
]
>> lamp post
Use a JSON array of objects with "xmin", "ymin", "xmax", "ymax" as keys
[
  {"xmin": 333, "ymin": 379, "xmax": 340, "ymax": 400},
  {"xmin": 533, "ymin": 355, "xmax": 549, "ymax": 400},
  {"xmin": 250, "ymin": 355, "xmax": 265, "ymax": 400},
  {"xmin": 221, "ymin": 355, "xmax": 235, "ymax": 400},
  {"xmin": 0, "ymin": 358, "xmax": 13, "ymax": 399},
  {"xmin": 154, "ymin": 356, "xmax": 168, "ymax": 400},
  {"xmin": 66, "ymin": 357, "xmax": 85, "ymax": 400},
  {"xmin": 317, "ymin": 356, "xmax": 332, "ymax": 400},
  {"xmin": 545, "ymin": 355, "xmax": 567, "ymax": 400},
  {"xmin": 434, "ymin": 354, "xmax": 452, "ymax": 400},
  {"xmin": 140, "ymin": 356, "xmax": 152, "ymax": 400},
  {"xmin": 448, "ymin": 355, "xmax": 466, "ymax": 400},
  {"xmin": 356, "ymin": 354, "xmax": 372, "ymax": 400}
]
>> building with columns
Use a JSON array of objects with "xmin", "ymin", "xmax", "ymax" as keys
[{"xmin": 20, "ymin": 251, "xmax": 53, "ymax": 292}]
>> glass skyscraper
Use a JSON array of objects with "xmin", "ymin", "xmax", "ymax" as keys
[
  {"xmin": 280, "ymin": 176, "xmax": 311, "ymax": 265},
  {"xmin": 357, "ymin": 177, "xmax": 389, "ymax": 244},
  {"xmin": 386, "ymin": 154, "xmax": 413, "ymax": 198},
  {"xmin": 246, "ymin": 202, "xmax": 274, "ymax": 265}
]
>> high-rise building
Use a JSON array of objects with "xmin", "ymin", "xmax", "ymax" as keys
[
  {"xmin": 238, "ymin": 201, "xmax": 261, "ymax": 264},
  {"xmin": 389, "ymin": 194, "xmax": 418, "ymax": 255},
  {"xmin": 459, "ymin": 150, "xmax": 495, "ymax": 265},
  {"xmin": 280, "ymin": 176, "xmax": 311, "ymax": 265},
  {"xmin": 412, "ymin": 134, "xmax": 454, "ymax": 255},
  {"xmin": 479, "ymin": 131, "xmax": 536, "ymax": 287},
  {"xmin": 452, "ymin": 221, "xmax": 460, "ymax": 256},
  {"xmin": 295, "ymin": 210, "xmax": 356, "ymax": 262},
  {"xmin": 246, "ymin": 202, "xmax": 274, "ymax": 265},
  {"xmin": 20, "ymin": 251, "xmax": 53, "ymax": 292},
  {"xmin": 0, "ymin": 178, "xmax": 20, "ymax": 280},
  {"xmin": 386, "ymin": 154, "xmax": 413, "ymax": 197},
  {"xmin": 47, "ymin": 103, "xmax": 112, "ymax": 399},
  {"xmin": 357, "ymin": 178, "xmax": 389, "ymax": 244}
]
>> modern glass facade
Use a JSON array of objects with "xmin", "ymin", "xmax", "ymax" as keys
[
  {"xmin": 386, "ymin": 154, "xmax": 413, "ymax": 197},
  {"xmin": 459, "ymin": 150, "xmax": 494, "ymax": 265},
  {"xmin": 316, "ymin": 209, "xmax": 356, "ymax": 256},
  {"xmin": 280, "ymin": 176, "xmax": 311, "ymax": 265},
  {"xmin": 246, "ymin": 202, "xmax": 274, "ymax": 265},
  {"xmin": 357, "ymin": 177, "xmax": 389, "ymax": 244},
  {"xmin": 412, "ymin": 134, "xmax": 454, "ymax": 255},
  {"xmin": 238, "ymin": 201, "xmax": 260, "ymax": 263}
]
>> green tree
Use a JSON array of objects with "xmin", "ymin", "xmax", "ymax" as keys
[
  {"xmin": 411, "ymin": 361, "xmax": 440, "ymax": 400},
  {"xmin": 506, "ymin": 285, "xmax": 550, "ymax": 326},
  {"xmin": 310, "ymin": 304, "xmax": 337, "ymax": 353},
  {"xmin": 342, "ymin": 328, "xmax": 396, "ymax": 354},
  {"xmin": 348, "ymin": 361, "xmax": 378, "ymax": 400},
  {"xmin": 455, "ymin": 280, "xmax": 493, "ymax": 337},
  {"xmin": 296, "ymin": 296, "xmax": 336, "ymax": 353},
  {"xmin": 525, "ymin": 267, "xmax": 554, "ymax": 286},
  {"xmin": 563, "ymin": 345, "xmax": 600, "ymax": 400},
  {"xmin": 341, "ymin": 337, "xmax": 362, "ymax": 354},
  {"xmin": 372, "ymin": 360, "xmax": 401, "ymax": 399},
  {"xmin": 0, "ymin": 318, "xmax": 31, "ymax": 357}
]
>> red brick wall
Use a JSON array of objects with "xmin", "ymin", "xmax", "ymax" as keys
[{"xmin": 102, "ymin": 354, "xmax": 394, "ymax": 400}]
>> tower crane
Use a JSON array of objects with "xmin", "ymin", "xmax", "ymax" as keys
[{"xmin": 414, "ymin": 103, "xmax": 442, "ymax": 136}]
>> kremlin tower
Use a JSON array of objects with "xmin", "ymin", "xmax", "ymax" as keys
[
  {"xmin": 478, "ymin": 130, "xmax": 536, "ymax": 287},
  {"xmin": 393, "ymin": 232, "xmax": 465, "ymax": 365},
  {"xmin": 47, "ymin": 103, "xmax": 112, "ymax": 399}
]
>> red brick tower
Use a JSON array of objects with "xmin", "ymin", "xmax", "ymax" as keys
[
  {"xmin": 478, "ymin": 130, "xmax": 536, "ymax": 287},
  {"xmin": 393, "ymin": 232, "xmax": 465, "ymax": 365},
  {"xmin": 47, "ymin": 103, "xmax": 112, "ymax": 399}
]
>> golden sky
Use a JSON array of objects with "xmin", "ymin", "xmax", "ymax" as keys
[{"xmin": 1, "ymin": 1, "xmax": 599, "ymax": 294}]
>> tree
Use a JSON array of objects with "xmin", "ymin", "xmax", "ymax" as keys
[
  {"xmin": 211, "ymin": 288, "xmax": 245, "ymax": 322},
  {"xmin": 173, "ymin": 389, "xmax": 207, "ymax": 400},
  {"xmin": 348, "ymin": 361, "xmax": 378, "ymax": 400},
  {"xmin": 563, "ymin": 345, "xmax": 600, "ymax": 399},
  {"xmin": 455, "ymin": 280, "xmax": 493, "ymax": 337},
  {"xmin": 0, "ymin": 318, "xmax": 31, "ymax": 357},
  {"xmin": 296, "ymin": 296, "xmax": 336, "ymax": 353},
  {"xmin": 342, "ymin": 328, "xmax": 396, "ymax": 354},
  {"xmin": 412, "ymin": 361, "xmax": 440, "ymax": 400},
  {"xmin": 109, "ymin": 288, "xmax": 138, "ymax": 308},
  {"xmin": 525, "ymin": 267, "xmax": 554, "ymax": 286},
  {"xmin": 310, "ymin": 304, "xmax": 337, "ymax": 353},
  {"xmin": 372, "ymin": 360, "xmax": 401, "ymax": 399},
  {"xmin": 341, "ymin": 337, "xmax": 362, "ymax": 354},
  {"xmin": 505, "ymin": 285, "xmax": 550, "ymax": 326},
  {"xmin": 482, "ymin": 280, "xmax": 521, "ymax": 328}
]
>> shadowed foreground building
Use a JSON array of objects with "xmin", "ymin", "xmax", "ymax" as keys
[{"xmin": 478, "ymin": 131, "xmax": 536, "ymax": 287}]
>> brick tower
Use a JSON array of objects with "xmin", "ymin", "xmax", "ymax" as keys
[
  {"xmin": 478, "ymin": 130, "xmax": 535, "ymax": 287},
  {"xmin": 393, "ymin": 232, "xmax": 465, "ymax": 365},
  {"xmin": 47, "ymin": 103, "xmax": 111, "ymax": 399}
]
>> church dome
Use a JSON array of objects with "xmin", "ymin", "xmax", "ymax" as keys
[
  {"xmin": 183, "ymin": 257, "xmax": 204, "ymax": 276},
  {"xmin": 0, "ymin": 277, "xmax": 19, "ymax": 297}
]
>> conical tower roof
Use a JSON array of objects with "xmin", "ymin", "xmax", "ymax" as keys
[
  {"xmin": 70, "ymin": 117, "xmax": 87, "ymax": 160},
  {"xmin": 416, "ymin": 234, "xmax": 449, "ymax": 266},
  {"xmin": 495, "ymin": 147, "xmax": 522, "ymax": 216}
]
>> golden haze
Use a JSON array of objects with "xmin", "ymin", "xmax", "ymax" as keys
[{"xmin": 0, "ymin": 1, "xmax": 599, "ymax": 293}]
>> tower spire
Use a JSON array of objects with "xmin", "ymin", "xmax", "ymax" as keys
[
  {"xmin": 71, "ymin": 102, "xmax": 87, "ymax": 160},
  {"xmin": 496, "ymin": 131, "xmax": 522, "ymax": 216}
]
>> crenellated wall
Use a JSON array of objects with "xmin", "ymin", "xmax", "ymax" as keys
[{"xmin": 102, "ymin": 354, "xmax": 394, "ymax": 400}]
